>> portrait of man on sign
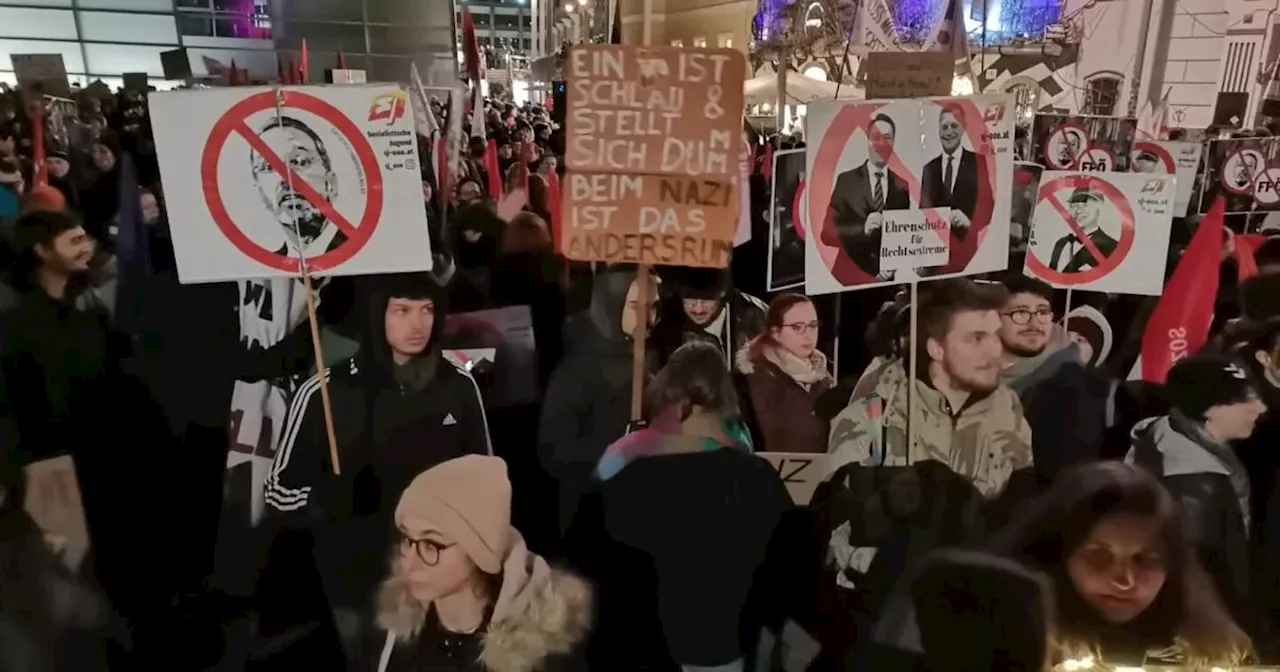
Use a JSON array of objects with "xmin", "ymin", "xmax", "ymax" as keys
[
  {"xmin": 921, "ymin": 103, "xmax": 977, "ymax": 238},
  {"xmin": 1048, "ymin": 186, "xmax": 1118, "ymax": 273},
  {"xmin": 1232, "ymin": 152, "xmax": 1260, "ymax": 190},
  {"xmin": 821, "ymin": 112, "xmax": 910, "ymax": 279},
  {"xmin": 250, "ymin": 115, "xmax": 346, "ymax": 258}
]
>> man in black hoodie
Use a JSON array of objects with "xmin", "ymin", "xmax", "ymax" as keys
[{"xmin": 263, "ymin": 272, "xmax": 491, "ymax": 659}]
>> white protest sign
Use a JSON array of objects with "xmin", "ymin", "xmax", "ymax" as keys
[
  {"xmin": 1024, "ymin": 171, "xmax": 1174, "ymax": 295},
  {"xmin": 1130, "ymin": 140, "xmax": 1202, "ymax": 217},
  {"xmin": 149, "ymin": 84, "xmax": 433, "ymax": 284},
  {"xmin": 803, "ymin": 95, "xmax": 1014, "ymax": 295},
  {"xmin": 758, "ymin": 452, "xmax": 830, "ymax": 505}
]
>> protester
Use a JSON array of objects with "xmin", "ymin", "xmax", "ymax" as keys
[
  {"xmin": 737, "ymin": 292, "xmax": 834, "ymax": 453},
  {"xmin": 365, "ymin": 455, "xmax": 592, "ymax": 671},
  {"xmin": 651, "ymin": 266, "xmax": 767, "ymax": 368},
  {"xmin": 569, "ymin": 341, "xmax": 790, "ymax": 672}
]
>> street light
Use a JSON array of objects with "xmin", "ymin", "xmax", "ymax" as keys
[{"xmin": 564, "ymin": 2, "xmax": 573, "ymax": 10}]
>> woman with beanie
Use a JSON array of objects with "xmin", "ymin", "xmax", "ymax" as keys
[
  {"xmin": 1127, "ymin": 353, "xmax": 1268, "ymax": 648},
  {"xmin": 736, "ymin": 293, "xmax": 833, "ymax": 453},
  {"xmin": 368, "ymin": 455, "xmax": 593, "ymax": 671},
  {"xmin": 569, "ymin": 341, "xmax": 790, "ymax": 672}
]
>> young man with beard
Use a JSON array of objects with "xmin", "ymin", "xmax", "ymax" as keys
[
  {"xmin": 263, "ymin": 272, "xmax": 491, "ymax": 663},
  {"xmin": 997, "ymin": 276, "xmax": 1112, "ymax": 479},
  {"xmin": 650, "ymin": 266, "xmax": 767, "ymax": 368}
]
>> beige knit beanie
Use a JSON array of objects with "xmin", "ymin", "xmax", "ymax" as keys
[{"xmin": 394, "ymin": 455, "xmax": 512, "ymax": 574}]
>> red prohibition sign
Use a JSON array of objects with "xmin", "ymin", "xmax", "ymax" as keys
[
  {"xmin": 1024, "ymin": 174, "xmax": 1135, "ymax": 286},
  {"xmin": 809, "ymin": 99, "xmax": 996, "ymax": 286},
  {"xmin": 791, "ymin": 178, "xmax": 806, "ymax": 240},
  {"xmin": 1220, "ymin": 146, "xmax": 1263, "ymax": 196},
  {"xmin": 1043, "ymin": 121, "xmax": 1089, "ymax": 170},
  {"xmin": 1131, "ymin": 141, "xmax": 1175, "ymax": 173},
  {"xmin": 200, "ymin": 90, "xmax": 384, "ymax": 274}
]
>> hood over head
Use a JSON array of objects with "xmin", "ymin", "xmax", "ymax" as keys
[
  {"xmin": 376, "ymin": 531, "xmax": 592, "ymax": 672},
  {"xmin": 357, "ymin": 272, "xmax": 449, "ymax": 378},
  {"xmin": 587, "ymin": 265, "xmax": 641, "ymax": 345},
  {"xmin": 1063, "ymin": 304, "xmax": 1112, "ymax": 367}
]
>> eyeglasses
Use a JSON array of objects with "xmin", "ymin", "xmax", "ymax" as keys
[
  {"xmin": 1001, "ymin": 308, "xmax": 1055, "ymax": 325},
  {"xmin": 398, "ymin": 532, "xmax": 454, "ymax": 566},
  {"xmin": 782, "ymin": 320, "xmax": 821, "ymax": 335}
]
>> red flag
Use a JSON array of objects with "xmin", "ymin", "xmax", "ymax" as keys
[
  {"xmin": 337, "ymin": 51, "xmax": 348, "ymax": 70},
  {"xmin": 462, "ymin": 8, "xmax": 482, "ymax": 85},
  {"xmin": 1139, "ymin": 197, "xmax": 1225, "ymax": 383},
  {"xmin": 761, "ymin": 144, "xmax": 774, "ymax": 181},
  {"xmin": 1236, "ymin": 232, "xmax": 1265, "ymax": 282},
  {"xmin": 546, "ymin": 169, "xmax": 563, "ymax": 254},
  {"xmin": 300, "ymin": 39, "xmax": 309, "ymax": 84},
  {"xmin": 29, "ymin": 101, "xmax": 46, "ymax": 188}
]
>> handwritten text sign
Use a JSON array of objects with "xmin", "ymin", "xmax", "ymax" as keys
[
  {"xmin": 863, "ymin": 52, "xmax": 953, "ymax": 100},
  {"xmin": 563, "ymin": 45, "xmax": 746, "ymax": 267},
  {"xmin": 23, "ymin": 455, "xmax": 90, "ymax": 572},
  {"xmin": 565, "ymin": 45, "xmax": 746, "ymax": 175},
  {"xmin": 759, "ymin": 452, "xmax": 830, "ymax": 505},
  {"xmin": 879, "ymin": 207, "xmax": 952, "ymax": 272},
  {"xmin": 562, "ymin": 172, "xmax": 737, "ymax": 266}
]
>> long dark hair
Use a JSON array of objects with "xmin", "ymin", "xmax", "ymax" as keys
[
  {"xmin": 644, "ymin": 340, "xmax": 740, "ymax": 421},
  {"xmin": 989, "ymin": 462, "xmax": 1250, "ymax": 666}
]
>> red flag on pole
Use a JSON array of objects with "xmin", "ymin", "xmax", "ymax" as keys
[
  {"xmin": 1237, "ymin": 232, "xmax": 1265, "ymax": 282},
  {"xmin": 462, "ymin": 9, "xmax": 482, "ymax": 85},
  {"xmin": 1138, "ymin": 197, "xmax": 1225, "ymax": 383},
  {"xmin": 300, "ymin": 39, "xmax": 309, "ymax": 84},
  {"xmin": 337, "ymin": 51, "xmax": 348, "ymax": 70}
]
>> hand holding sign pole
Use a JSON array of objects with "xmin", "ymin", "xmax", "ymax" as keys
[{"xmin": 272, "ymin": 86, "xmax": 342, "ymax": 476}]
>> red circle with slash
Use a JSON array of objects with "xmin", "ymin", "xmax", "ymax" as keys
[
  {"xmin": 1220, "ymin": 146, "xmax": 1264, "ymax": 196},
  {"xmin": 792, "ymin": 178, "xmax": 806, "ymax": 240},
  {"xmin": 1024, "ymin": 174, "xmax": 1135, "ymax": 285},
  {"xmin": 1043, "ymin": 121, "xmax": 1089, "ymax": 169},
  {"xmin": 200, "ymin": 90, "xmax": 383, "ymax": 273},
  {"xmin": 809, "ymin": 99, "xmax": 996, "ymax": 286}
]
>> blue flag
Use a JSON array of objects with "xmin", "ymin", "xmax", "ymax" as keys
[{"xmin": 113, "ymin": 153, "xmax": 151, "ymax": 337}]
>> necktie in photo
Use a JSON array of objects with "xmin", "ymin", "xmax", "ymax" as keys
[
  {"xmin": 944, "ymin": 156, "xmax": 954, "ymax": 198},
  {"xmin": 874, "ymin": 172, "xmax": 884, "ymax": 210}
]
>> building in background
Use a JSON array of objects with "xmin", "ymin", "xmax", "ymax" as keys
[
  {"xmin": 0, "ymin": 0, "xmax": 458, "ymax": 90},
  {"xmin": 613, "ymin": 0, "xmax": 752, "ymax": 53}
]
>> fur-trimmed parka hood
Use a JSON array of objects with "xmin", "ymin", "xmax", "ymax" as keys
[{"xmin": 375, "ymin": 532, "xmax": 593, "ymax": 672}]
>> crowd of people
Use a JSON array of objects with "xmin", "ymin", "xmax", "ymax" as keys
[{"xmin": 4, "ymin": 77, "xmax": 1280, "ymax": 672}]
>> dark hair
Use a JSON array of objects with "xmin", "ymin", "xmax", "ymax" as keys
[
  {"xmin": 255, "ymin": 115, "xmax": 332, "ymax": 172},
  {"xmin": 990, "ymin": 462, "xmax": 1250, "ymax": 665},
  {"xmin": 764, "ymin": 292, "xmax": 813, "ymax": 331},
  {"xmin": 871, "ymin": 113, "xmax": 896, "ymax": 136},
  {"xmin": 14, "ymin": 209, "xmax": 83, "ymax": 252},
  {"xmin": 917, "ymin": 278, "xmax": 1009, "ymax": 343},
  {"xmin": 1000, "ymin": 275, "xmax": 1054, "ymax": 305},
  {"xmin": 645, "ymin": 341, "xmax": 740, "ymax": 421}
]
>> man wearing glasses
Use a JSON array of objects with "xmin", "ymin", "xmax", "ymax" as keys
[
  {"xmin": 650, "ymin": 266, "xmax": 767, "ymax": 368},
  {"xmin": 997, "ymin": 276, "xmax": 1112, "ymax": 480}
]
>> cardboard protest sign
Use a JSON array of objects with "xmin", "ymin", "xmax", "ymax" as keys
[
  {"xmin": 123, "ymin": 72, "xmax": 150, "ymax": 92},
  {"xmin": 562, "ymin": 45, "xmax": 747, "ymax": 267},
  {"xmin": 1032, "ymin": 114, "xmax": 1136, "ymax": 172},
  {"xmin": 441, "ymin": 305, "xmax": 539, "ymax": 408},
  {"xmin": 12, "ymin": 54, "xmax": 71, "ymax": 98},
  {"xmin": 24, "ymin": 455, "xmax": 89, "ymax": 572},
  {"xmin": 1131, "ymin": 140, "xmax": 1201, "ymax": 217},
  {"xmin": 149, "ymin": 84, "xmax": 433, "ymax": 283},
  {"xmin": 804, "ymin": 95, "xmax": 1015, "ymax": 295},
  {"xmin": 768, "ymin": 148, "xmax": 806, "ymax": 291},
  {"xmin": 1198, "ymin": 137, "xmax": 1280, "ymax": 215},
  {"xmin": 758, "ymin": 452, "xmax": 830, "ymax": 505},
  {"xmin": 862, "ymin": 52, "xmax": 954, "ymax": 100},
  {"xmin": 1024, "ymin": 171, "xmax": 1174, "ymax": 295}
]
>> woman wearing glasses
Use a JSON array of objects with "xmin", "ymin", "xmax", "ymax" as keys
[
  {"xmin": 368, "ymin": 455, "xmax": 592, "ymax": 672},
  {"xmin": 737, "ymin": 293, "xmax": 834, "ymax": 453}
]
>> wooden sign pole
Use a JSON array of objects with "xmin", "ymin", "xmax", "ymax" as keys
[{"xmin": 630, "ymin": 264, "xmax": 651, "ymax": 422}]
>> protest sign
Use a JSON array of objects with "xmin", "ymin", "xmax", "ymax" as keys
[
  {"xmin": 1198, "ymin": 137, "xmax": 1280, "ymax": 216},
  {"xmin": 12, "ymin": 54, "xmax": 71, "ymax": 98},
  {"xmin": 1033, "ymin": 114, "xmax": 1136, "ymax": 172},
  {"xmin": 1010, "ymin": 162, "xmax": 1043, "ymax": 257},
  {"xmin": 768, "ymin": 148, "xmax": 806, "ymax": 291},
  {"xmin": 758, "ymin": 452, "xmax": 830, "ymax": 505},
  {"xmin": 24, "ymin": 455, "xmax": 89, "ymax": 572},
  {"xmin": 149, "ymin": 84, "xmax": 433, "ymax": 283},
  {"xmin": 862, "ymin": 52, "xmax": 954, "ymax": 99},
  {"xmin": 441, "ymin": 306, "xmax": 539, "ymax": 408},
  {"xmin": 1131, "ymin": 140, "xmax": 1201, "ymax": 217},
  {"xmin": 1024, "ymin": 171, "xmax": 1174, "ymax": 295},
  {"xmin": 804, "ymin": 95, "xmax": 1015, "ymax": 295},
  {"xmin": 561, "ymin": 45, "xmax": 747, "ymax": 267}
]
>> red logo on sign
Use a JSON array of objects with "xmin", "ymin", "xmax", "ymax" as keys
[
  {"xmin": 1142, "ymin": 179, "xmax": 1167, "ymax": 194},
  {"xmin": 984, "ymin": 103, "xmax": 1006, "ymax": 123},
  {"xmin": 200, "ymin": 90, "xmax": 384, "ymax": 274},
  {"xmin": 368, "ymin": 91, "xmax": 408, "ymax": 126}
]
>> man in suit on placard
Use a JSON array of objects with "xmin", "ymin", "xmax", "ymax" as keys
[
  {"xmin": 1048, "ymin": 187, "xmax": 1118, "ymax": 273},
  {"xmin": 821, "ymin": 113, "xmax": 910, "ymax": 279},
  {"xmin": 921, "ymin": 103, "xmax": 978, "ymax": 240}
]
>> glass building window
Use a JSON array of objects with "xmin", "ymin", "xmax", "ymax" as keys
[
  {"xmin": 85, "ymin": 43, "xmax": 168, "ymax": 76},
  {"xmin": 0, "ymin": 39, "xmax": 84, "ymax": 72},
  {"xmin": 80, "ymin": 11, "xmax": 179, "ymax": 45},
  {"xmin": 0, "ymin": 7, "xmax": 78, "ymax": 41},
  {"xmin": 78, "ymin": 0, "xmax": 173, "ymax": 10},
  {"xmin": 1085, "ymin": 76, "xmax": 1120, "ymax": 116}
]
